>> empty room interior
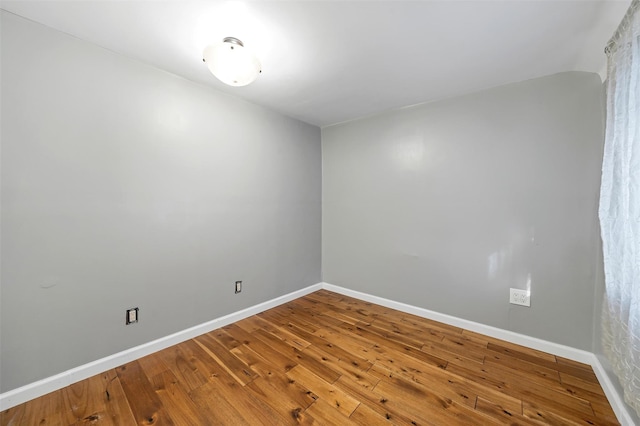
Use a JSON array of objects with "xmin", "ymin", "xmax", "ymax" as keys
[{"xmin": 1, "ymin": 0, "xmax": 640, "ymax": 425}]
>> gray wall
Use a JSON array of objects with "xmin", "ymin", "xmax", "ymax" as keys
[
  {"xmin": 593, "ymin": 83, "xmax": 608, "ymax": 357},
  {"xmin": 0, "ymin": 11, "xmax": 321, "ymax": 392},
  {"xmin": 323, "ymin": 72, "xmax": 604, "ymax": 350}
]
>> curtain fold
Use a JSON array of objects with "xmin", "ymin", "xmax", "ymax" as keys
[{"xmin": 599, "ymin": 0, "xmax": 640, "ymax": 417}]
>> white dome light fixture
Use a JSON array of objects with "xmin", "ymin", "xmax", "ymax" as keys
[{"xmin": 202, "ymin": 37, "xmax": 261, "ymax": 87}]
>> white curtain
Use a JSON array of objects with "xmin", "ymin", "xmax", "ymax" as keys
[{"xmin": 599, "ymin": 0, "xmax": 640, "ymax": 417}]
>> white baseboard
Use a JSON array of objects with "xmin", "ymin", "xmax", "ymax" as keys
[
  {"xmin": 590, "ymin": 355, "xmax": 637, "ymax": 426},
  {"xmin": 321, "ymin": 282, "xmax": 636, "ymax": 426},
  {"xmin": 2, "ymin": 281, "xmax": 634, "ymax": 425},
  {"xmin": 0, "ymin": 283, "xmax": 322, "ymax": 411}
]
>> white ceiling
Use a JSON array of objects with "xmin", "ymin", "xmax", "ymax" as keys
[{"xmin": 0, "ymin": 0, "xmax": 630, "ymax": 127}]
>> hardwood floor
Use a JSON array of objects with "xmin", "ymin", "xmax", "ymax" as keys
[{"xmin": 1, "ymin": 290, "xmax": 619, "ymax": 425}]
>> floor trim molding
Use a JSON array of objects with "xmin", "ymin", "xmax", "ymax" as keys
[
  {"xmin": 1, "ymin": 281, "xmax": 634, "ymax": 424},
  {"xmin": 589, "ymin": 355, "xmax": 637, "ymax": 426},
  {"xmin": 0, "ymin": 283, "xmax": 322, "ymax": 411}
]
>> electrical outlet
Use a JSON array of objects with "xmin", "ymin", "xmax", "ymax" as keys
[
  {"xmin": 126, "ymin": 307, "xmax": 139, "ymax": 324},
  {"xmin": 509, "ymin": 288, "xmax": 530, "ymax": 307},
  {"xmin": 235, "ymin": 280, "xmax": 242, "ymax": 294}
]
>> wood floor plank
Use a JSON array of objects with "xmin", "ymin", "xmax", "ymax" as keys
[
  {"xmin": 252, "ymin": 323, "xmax": 310, "ymax": 354},
  {"xmin": 304, "ymin": 398, "xmax": 356, "ymax": 425},
  {"xmin": 206, "ymin": 327, "xmax": 243, "ymax": 351},
  {"xmin": 252, "ymin": 327, "xmax": 343, "ymax": 383},
  {"xmin": 1, "ymin": 389, "xmax": 65, "ymax": 426},
  {"xmin": 358, "ymin": 319, "xmax": 430, "ymax": 350},
  {"xmin": 312, "ymin": 325, "xmax": 376, "ymax": 359},
  {"xmin": 420, "ymin": 339, "xmax": 486, "ymax": 367},
  {"xmin": 286, "ymin": 364, "xmax": 360, "ymax": 418},
  {"xmin": 523, "ymin": 399, "xmax": 620, "ymax": 426},
  {"xmin": 190, "ymin": 352, "xmax": 292, "ymax": 425},
  {"xmin": 313, "ymin": 303, "xmax": 377, "ymax": 326},
  {"xmin": 215, "ymin": 379, "xmax": 291, "ymax": 425},
  {"xmin": 560, "ymin": 372, "xmax": 606, "ymax": 396},
  {"xmin": 306, "ymin": 292, "xmax": 391, "ymax": 320},
  {"xmin": 558, "ymin": 377, "xmax": 617, "ymax": 413},
  {"xmin": 340, "ymin": 321, "xmax": 449, "ymax": 369},
  {"xmin": 187, "ymin": 380, "xmax": 258, "ymax": 425},
  {"xmin": 222, "ymin": 323, "xmax": 298, "ymax": 373},
  {"xmin": 116, "ymin": 360, "xmax": 175, "ymax": 425},
  {"xmin": 0, "ymin": 402, "xmax": 26, "ymax": 426},
  {"xmin": 263, "ymin": 322, "xmax": 312, "ymax": 351},
  {"xmin": 373, "ymin": 307, "xmax": 464, "ymax": 336},
  {"xmin": 102, "ymin": 370, "xmax": 137, "ymax": 425},
  {"xmin": 155, "ymin": 340, "xmax": 213, "ymax": 393},
  {"xmin": 446, "ymin": 361, "xmax": 596, "ymax": 417},
  {"xmin": 464, "ymin": 330, "xmax": 557, "ymax": 361},
  {"xmin": 245, "ymin": 376, "xmax": 317, "ymax": 425},
  {"xmin": 228, "ymin": 342, "xmax": 277, "ymax": 378},
  {"xmin": 32, "ymin": 391, "xmax": 65, "ymax": 425},
  {"xmin": 349, "ymin": 402, "xmax": 398, "ymax": 425},
  {"xmin": 471, "ymin": 354, "xmax": 602, "ymax": 415},
  {"xmin": 283, "ymin": 322, "xmax": 372, "ymax": 373},
  {"xmin": 194, "ymin": 332, "xmax": 258, "ymax": 386},
  {"xmin": 371, "ymin": 316, "xmax": 443, "ymax": 341},
  {"xmin": 557, "ymin": 363, "xmax": 600, "ymax": 383},
  {"xmin": 254, "ymin": 306, "xmax": 293, "ymax": 328},
  {"xmin": 483, "ymin": 350, "xmax": 562, "ymax": 383},
  {"xmin": 148, "ymin": 370, "xmax": 211, "ymax": 425},
  {"xmin": 258, "ymin": 306, "xmax": 321, "ymax": 334},
  {"xmin": 488, "ymin": 342, "xmax": 599, "ymax": 383},
  {"xmin": 60, "ymin": 369, "xmax": 136, "ymax": 425},
  {"xmin": 592, "ymin": 400, "xmax": 622, "ymax": 424},
  {"xmin": 137, "ymin": 352, "xmax": 171, "ymax": 382},
  {"xmin": 440, "ymin": 335, "xmax": 489, "ymax": 360},
  {"xmin": 373, "ymin": 370, "xmax": 503, "ymax": 426},
  {"xmin": 474, "ymin": 396, "xmax": 541, "ymax": 426},
  {"xmin": 235, "ymin": 314, "xmax": 273, "ymax": 333},
  {"xmin": 61, "ymin": 372, "xmax": 108, "ymax": 424},
  {"xmin": 369, "ymin": 363, "xmax": 478, "ymax": 410},
  {"xmin": 556, "ymin": 355, "xmax": 597, "ymax": 372},
  {"xmin": 301, "ymin": 344, "xmax": 379, "ymax": 390},
  {"xmin": 278, "ymin": 306, "xmax": 345, "ymax": 333},
  {"xmin": 333, "ymin": 375, "xmax": 423, "ymax": 426},
  {"xmin": 250, "ymin": 370, "xmax": 318, "ymax": 411},
  {"xmin": 4, "ymin": 289, "xmax": 619, "ymax": 425},
  {"xmin": 371, "ymin": 354, "xmax": 524, "ymax": 415}
]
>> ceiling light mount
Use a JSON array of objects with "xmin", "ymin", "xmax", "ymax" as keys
[
  {"xmin": 222, "ymin": 36, "xmax": 243, "ymax": 48},
  {"xmin": 203, "ymin": 37, "xmax": 261, "ymax": 87}
]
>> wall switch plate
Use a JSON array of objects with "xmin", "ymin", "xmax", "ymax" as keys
[
  {"xmin": 509, "ymin": 288, "xmax": 530, "ymax": 307},
  {"xmin": 235, "ymin": 281, "xmax": 242, "ymax": 294},
  {"xmin": 126, "ymin": 307, "xmax": 139, "ymax": 324}
]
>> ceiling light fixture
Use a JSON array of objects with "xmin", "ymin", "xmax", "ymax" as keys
[{"xmin": 202, "ymin": 37, "xmax": 261, "ymax": 87}]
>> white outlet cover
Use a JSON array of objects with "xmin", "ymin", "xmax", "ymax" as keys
[
  {"xmin": 509, "ymin": 288, "xmax": 531, "ymax": 307},
  {"xmin": 126, "ymin": 307, "xmax": 138, "ymax": 324}
]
